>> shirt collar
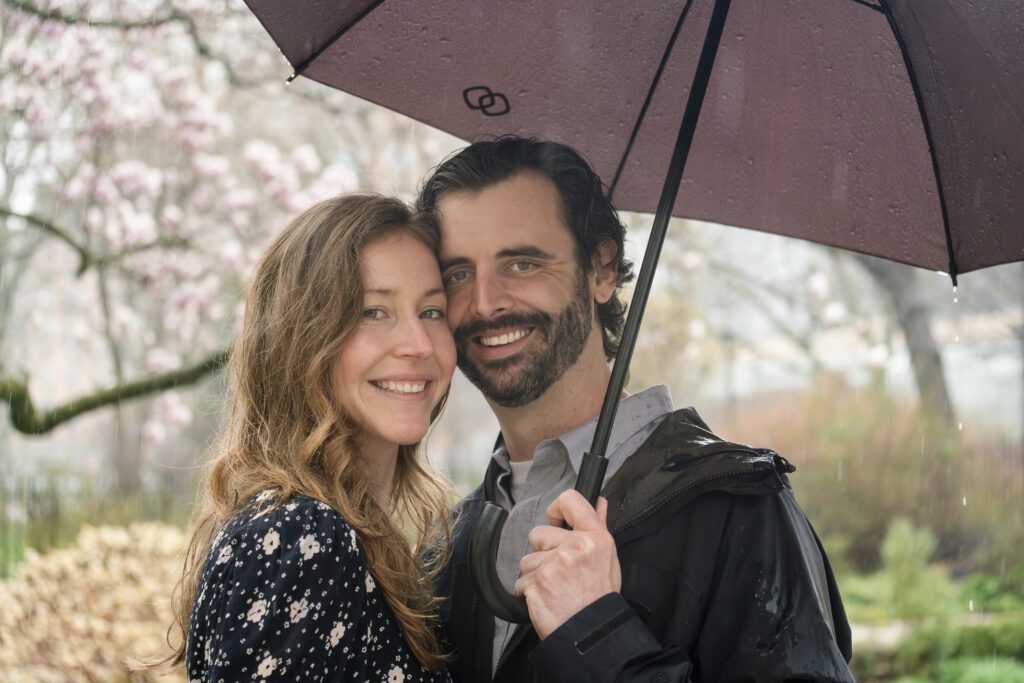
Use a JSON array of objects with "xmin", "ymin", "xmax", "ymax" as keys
[{"xmin": 490, "ymin": 384, "xmax": 674, "ymax": 474}]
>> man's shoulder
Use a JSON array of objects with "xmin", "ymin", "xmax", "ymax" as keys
[{"xmin": 606, "ymin": 408, "xmax": 797, "ymax": 532}]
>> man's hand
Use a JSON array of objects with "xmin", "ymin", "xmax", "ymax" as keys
[{"xmin": 513, "ymin": 490, "xmax": 622, "ymax": 638}]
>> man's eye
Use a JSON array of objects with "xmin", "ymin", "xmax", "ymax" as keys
[
  {"xmin": 510, "ymin": 261, "xmax": 536, "ymax": 273},
  {"xmin": 444, "ymin": 270, "xmax": 469, "ymax": 286},
  {"xmin": 362, "ymin": 308, "xmax": 386, "ymax": 320}
]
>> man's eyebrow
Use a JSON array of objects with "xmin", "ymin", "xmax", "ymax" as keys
[
  {"xmin": 439, "ymin": 256, "xmax": 471, "ymax": 272},
  {"xmin": 496, "ymin": 245, "xmax": 556, "ymax": 260},
  {"xmin": 439, "ymin": 245, "xmax": 556, "ymax": 272}
]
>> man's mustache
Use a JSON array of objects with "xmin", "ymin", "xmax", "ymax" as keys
[{"xmin": 453, "ymin": 312, "xmax": 553, "ymax": 345}]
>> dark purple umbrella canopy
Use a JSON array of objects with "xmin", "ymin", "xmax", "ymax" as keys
[
  {"xmin": 244, "ymin": 0, "xmax": 1024, "ymax": 625},
  {"xmin": 246, "ymin": 0, "xmax": 1024, "ymax": 280}
]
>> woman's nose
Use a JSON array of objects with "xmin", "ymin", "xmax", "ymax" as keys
[{"xmin": 395, "ymin": 317, "xmax": 435, "ymax": 358}]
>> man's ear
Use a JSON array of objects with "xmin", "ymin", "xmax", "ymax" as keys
[{"xmin": 591, "ymin": 241, "xmax": 619, "ymax": 304}]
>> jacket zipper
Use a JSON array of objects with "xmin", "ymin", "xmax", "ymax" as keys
[{"xmin": 609, "ymin": 464, "xmax": 762, "ymax": 536}]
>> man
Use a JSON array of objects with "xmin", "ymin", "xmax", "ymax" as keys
[{"xmin": 417, "ymin": 137, "xmax": 854, "ymax": 682}]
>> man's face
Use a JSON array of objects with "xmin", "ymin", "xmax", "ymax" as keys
[{"xmin": 435, "ymin": 171, "xmax": 597, "ymax": 407}]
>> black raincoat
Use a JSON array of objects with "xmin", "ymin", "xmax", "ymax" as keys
[{"xmin": 436, "ymin": 408, "xmax": 855, "ymax": 682}]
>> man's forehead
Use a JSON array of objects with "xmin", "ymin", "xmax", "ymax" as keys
[{"xmin": 436, "ymin": 175, "xmax": 572, "ymax": 252}]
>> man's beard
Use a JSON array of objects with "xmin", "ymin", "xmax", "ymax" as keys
[{"xmin": 453, "ymin": 269, "xmax": 593, "ymax": 408}]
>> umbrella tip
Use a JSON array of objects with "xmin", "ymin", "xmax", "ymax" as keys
[{"xmin": 286, "ymin": 72, "xmax": 298, "ymax": 84}]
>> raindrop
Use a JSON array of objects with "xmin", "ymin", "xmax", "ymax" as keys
[
  {"xmin": 969, "ymin": 599, "xmax": 974, "ymax": 612},
  {"xmin": 962, "ymin": 496, "xmax": 967, "ymax": 507},
  {"xmin": 958, "ymin": 422, "xmax": 963, "ymax": 431}
]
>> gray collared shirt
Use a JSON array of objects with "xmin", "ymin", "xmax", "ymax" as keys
[{"xmin": 488, "ymin": 384, "xmax": 675, "ymax": 672}]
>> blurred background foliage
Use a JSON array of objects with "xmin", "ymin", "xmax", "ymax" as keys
[{"xmin": 1, "ymin": 0, "xmax": 1022, "ymax": 681}]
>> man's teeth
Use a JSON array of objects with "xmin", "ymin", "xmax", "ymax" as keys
[
  {"xmin": 479, "ymin": 329, "xmax": 529, "ymax": 347},
  {"xmin": 373, "ymin": 380, "xmax": 426, "ymax": 394}
]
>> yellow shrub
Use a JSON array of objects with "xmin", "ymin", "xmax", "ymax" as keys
[{"xmin": 0, "ymin": 523, "xmax": 186, "ymax": 683}]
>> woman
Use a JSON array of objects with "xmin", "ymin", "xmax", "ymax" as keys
[{"xmin": 170, "ymin": 195, "xmax": 456, "ymax": 681}]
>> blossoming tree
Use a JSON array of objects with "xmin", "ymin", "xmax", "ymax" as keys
[{"xmin": 0, "ymin": 0, "xmax": 456, "ymax": 490}]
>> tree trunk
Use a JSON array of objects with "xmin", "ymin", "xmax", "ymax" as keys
[{"xmin": 856, "ymin": 256, "xmax": 955, "ymax": 423}]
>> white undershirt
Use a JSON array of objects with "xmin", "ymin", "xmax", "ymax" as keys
[{"xmin": 507, "ymin": 458, "xmax": 533, "ymax": 504}]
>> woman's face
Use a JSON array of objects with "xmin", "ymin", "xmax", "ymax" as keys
[{"xmin": 332, "ymin": 231, "xmax": 456, "ymax": 450}]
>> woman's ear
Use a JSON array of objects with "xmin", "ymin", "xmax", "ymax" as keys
[{"xmin": 591, "ymin": 241, "xmax": 619, "ymax": 304}]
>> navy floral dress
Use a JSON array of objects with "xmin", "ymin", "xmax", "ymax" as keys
[{"xmin": 186, "ymin": 491, "xmax": 451, "ymax": 682}]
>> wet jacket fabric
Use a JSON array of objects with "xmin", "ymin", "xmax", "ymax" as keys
[{"xmin": 436, "ymin": 408, "xmax": 854, "ymax": 682}]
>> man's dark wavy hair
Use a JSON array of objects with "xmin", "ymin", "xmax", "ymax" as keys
[{"xmin": 416, "ymin": 136, "xmax": 635, "ymax": 361}]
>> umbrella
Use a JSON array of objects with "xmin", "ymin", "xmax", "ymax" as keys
[{"xmin": 243, "ymin": 0, "xmax": 1024, "ymax": 623}]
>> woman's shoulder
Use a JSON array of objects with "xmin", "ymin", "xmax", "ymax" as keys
[{"xmin": 206, "ymin": 492, "xmax": 363, "ymax": 575}]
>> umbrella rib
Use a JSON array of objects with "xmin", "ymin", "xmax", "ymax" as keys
[
  {"xmin": 607, "ymin": 0, "xmax": 696, "ymax": 202},
  {"xmin": 287, "ymin": 0, "xmax": 388, "ymax": 82},
  {"xmin": 847, "ymin": 0, "xmax": 884, "ymax": 12},
  {"xmin": 880, "ymin": 1, "xmax": 959, "ymax": 285}
]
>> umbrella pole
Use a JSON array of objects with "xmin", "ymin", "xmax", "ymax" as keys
[
  {"xmin": 579, "ymin": 0, "xmax": 733, "ymax": 502},
  {"xmin": 469, "ymin": 0, "xmax": 733, "ymax": 625}
]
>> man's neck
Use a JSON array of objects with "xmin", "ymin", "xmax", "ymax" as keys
[{"xmin": 491, "ymin": 339, "xmax": 613, "ymax": 462}]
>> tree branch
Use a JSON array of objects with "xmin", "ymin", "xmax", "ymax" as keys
[
  {"xmin": 0, "ymin": 206, "xmax": 88, "ymax": 264},
  {"xmin": 3, "ymin": 0, "xmax": 261, "ymax": 87},
  {"xmin": 0, "ymin": 348, "xmax": 229, "ymax": 434},
  {"xmin": 3, "ymin": 0, "xmax": 182, "ymax": 29},
  {"xmin": 1, "ymin": 205, "xmax": 191, "ymax": 275}
]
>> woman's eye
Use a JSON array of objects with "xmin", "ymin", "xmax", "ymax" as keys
[
  {"xmin": 421, "ymin": 308, "xmax": 446, "ymax": 320},
  {"xmin": 362, "ymin": 308, "xmax": 386, "ymax": 320}
]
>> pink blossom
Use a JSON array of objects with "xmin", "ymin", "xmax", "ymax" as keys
[
  {"xmin": 146, "ymin": 348, "xmax": 182, "ymax": 373},
  {"xmin": 192, "ymin": 154, "xmax": 230, "ymax": 180},
  {"xmin": 160, "ymin": 205, "xmax": 184, "ymax": 230},
  {"xmin": 291, "ymin": 145, "xmax": 322, "ymax": 175}
]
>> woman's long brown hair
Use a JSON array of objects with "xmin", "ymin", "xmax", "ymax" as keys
[{"xmin": 168, "ymin": 194, "xmax": 453, "ymax": 670}]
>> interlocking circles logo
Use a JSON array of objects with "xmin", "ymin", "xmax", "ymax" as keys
[{"xmin": 463, "ymin": 86, "xmax": 510, "ymax": 117}]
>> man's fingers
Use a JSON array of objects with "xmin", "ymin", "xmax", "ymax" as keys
[
  {"xmin": 519, "ymin": 548, "xmax": 550, "ymax": 575},
  {"xmin": 528, "ymin": 525, "xmax": 570, "ymax": 552},
  {"xmin": 596, "ymin": 496, "xmax": 608, "ymax": 525},
  {"xmin": 545, "ymin": 489, "xmax": 606, "ymax": 531}
]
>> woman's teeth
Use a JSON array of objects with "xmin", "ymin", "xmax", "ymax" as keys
[
  {"xmin": 373, "ymin": 380, "xmax": 426, "ymax": 394},
  {"xmin": 479, "ymin": 329, "xmax": 529, "ymax": 347}
]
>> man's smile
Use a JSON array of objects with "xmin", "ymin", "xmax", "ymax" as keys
[{"xmin": 477, "ymin": 327, "xmax": 532, "ymax": 347}]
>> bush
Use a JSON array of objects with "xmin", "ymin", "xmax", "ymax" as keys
[
  {"xmin": 723, "ymin": 375, "xmax": 1024, "ymax": 577},
  {"xmin": 936, "ymin": 657, "xmax": 1024, "ymax": 683},
  {"xmin": 898, "ymin": 612, "xmax": 1024, "ymax": 674},
  {"xmin": 0, "ymin": 523, "xmax": 187, "ymax": 682}
]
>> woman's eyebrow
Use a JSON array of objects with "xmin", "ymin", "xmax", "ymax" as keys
[{"xmin": 364, "ymin": 287, "xmax": 445, "ymax": 297}]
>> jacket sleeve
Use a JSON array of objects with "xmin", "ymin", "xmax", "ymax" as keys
[{"xmin": 527, "ymin": 490, "xmax": 854, "ymax": 682}]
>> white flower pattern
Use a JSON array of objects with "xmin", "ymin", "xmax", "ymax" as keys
[
  {"xmin": 185, "ymin": 494, "xmax": 449, "ymax": 682},
  {"xmin": 289, "ymin": 597, "xmax": 309, "ymax": 623},
  {"xmin": 261, "ymin": 529, "xmax": 280, "ymax": 555},
  {"xmin": 298, "ymin": 533, "xmax": 320, "ymax": 560},
  {"xmin": 257, "ymin": 653, "xmax": 277, "ymax": 678},
  {"xmin": 215, "ymin": 545, "xmax": 232, "ymax": 564},
  {"xmin": 247, "ymin": 599, "xmax": 267, "ymax": 623},
  {"xmin": 329, "ymin": 621, "xmax": 346, "ymax": 647}
]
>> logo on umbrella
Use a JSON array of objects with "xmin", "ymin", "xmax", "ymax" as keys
[{"xmin": 463, "ymin": 86, "xmax": 510, "ymax": 116}]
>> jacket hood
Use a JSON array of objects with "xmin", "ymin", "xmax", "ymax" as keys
[{"xmin": 600, "ymin": 407, "xmax": 796, "ymax": 536}]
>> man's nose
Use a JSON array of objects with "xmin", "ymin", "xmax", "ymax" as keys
[{"xmin": 471, "ymin": 271, "xmax": 513, "ymax": 319}]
